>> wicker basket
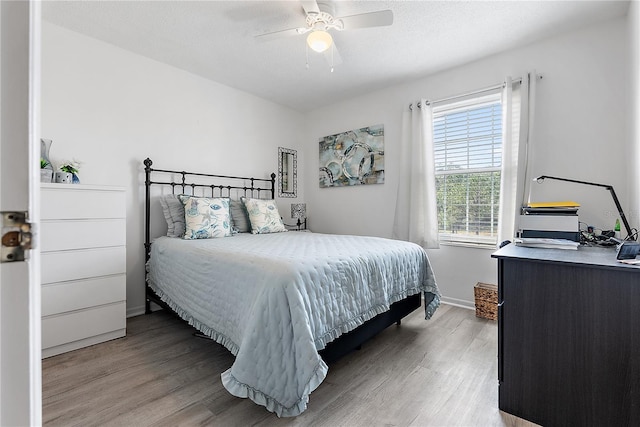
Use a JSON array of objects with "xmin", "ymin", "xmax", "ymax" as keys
[{"xmin": 474, "ymin": 282, "xmax": 498, "ymax": 320}]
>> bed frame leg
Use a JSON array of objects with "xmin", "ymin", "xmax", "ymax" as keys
[{"xmin": 396, "ymin": 319, "xmax": 401, "ymax": 326}]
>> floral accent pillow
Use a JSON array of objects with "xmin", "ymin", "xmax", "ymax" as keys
[
  {"xmin": 242, "ymin": 197, "xmax": 287, "ymax": 234},
  {"xmin": 178, "ymin": 195, "xmax": 231, "ymax": 239}
]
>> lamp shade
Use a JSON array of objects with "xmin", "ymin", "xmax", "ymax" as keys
[
  {"xmin": 291, "ymin": 203, "xmax": 307, "ymax": 220},
  {"xmin": 306, "ymin": 30, "xmax": 333, "ymax": 53}
]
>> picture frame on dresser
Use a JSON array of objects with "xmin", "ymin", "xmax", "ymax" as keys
[{"xmin": 40, "ymin": 183, "xmax": 127, "ymax": 358}]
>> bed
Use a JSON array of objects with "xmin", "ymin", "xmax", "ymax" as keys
[{"xmin": 143, "ymin": 158, "xmax": 440, "ymax": 417}]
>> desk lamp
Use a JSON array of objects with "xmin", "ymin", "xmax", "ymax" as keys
[{"xmin": 534, "ymin": 175, "xmax": 635, "ymax": 241}]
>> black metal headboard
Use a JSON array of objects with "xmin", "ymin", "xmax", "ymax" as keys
[{"xmin": 143, "ymin": 158, "xmax": 276, "ymax": 311}]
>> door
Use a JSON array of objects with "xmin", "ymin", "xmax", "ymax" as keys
[{"xmin": 0, "ymin": 1, "xmax": 41, "ymax": 425}]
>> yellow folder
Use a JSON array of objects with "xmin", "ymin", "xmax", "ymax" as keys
[{"xmin": 527, "ymin": 201, "xmax": 581, "ymax": 208}]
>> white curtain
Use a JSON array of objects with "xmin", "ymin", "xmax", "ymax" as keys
[
  {"xmin": 498, "ymin": 74, "xmax": 536, "ymax": 245},
  {"xmin": 520, "ymin": 71, "xmax": 539, "ymax": 207},
  {"xmin": 392, "ymin": 99, "xmax": 440, "ymax": 249}
]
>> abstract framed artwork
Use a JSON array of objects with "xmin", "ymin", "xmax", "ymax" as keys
[{"xmin": 318, "ymin": 124, "xmax": 384, "ymax": 188}]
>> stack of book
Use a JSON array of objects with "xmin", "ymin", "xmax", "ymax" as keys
[
  {"xmin": 518, "ymin": 201, "xmax": 580, "ymax": 242},
  {"xmin": 514, "ymin": 237, "xmax": 580, "ymax": 250}
]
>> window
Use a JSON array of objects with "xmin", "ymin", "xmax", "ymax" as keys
[{"xmin": 433, "ymin": 94, "xmax": 502, "ymax": 245}]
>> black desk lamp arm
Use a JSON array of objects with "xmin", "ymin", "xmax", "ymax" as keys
[
  {"xmin": 535, "ymin": 175, "xmax": 635, "ymax": 240},
  {"xmin": 606, "ymin": 186, "xmax": 634, "ymax": 240}
]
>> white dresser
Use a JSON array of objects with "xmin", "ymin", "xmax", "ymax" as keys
[{"xmin": 40, "ymin": 183, "xmax": 127, "ymax": 358}]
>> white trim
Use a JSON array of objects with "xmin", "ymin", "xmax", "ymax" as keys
[
  {"xmin": 434, "ymin": 95, "xmax": 502, "ymax": 246},
  {"xmin": 439, "ymin": 233, "xmax": 498, "ymax": 246},
  {"xmin": 40, "ymin": 183, "xmax": 126, "ymax": 191},
  {"xmin": 126, "ymin": 305, "xmax": 146, "ymax": 318},
  {"xmin": 440, "ymin": 297, "xmax": 475, "ymax": 310},
  {"xmin": 438, "ymin": 240, "xmax": 497, "ymax": 250},
  {"xmin": 432, "ymin": 92, "xmax": 502, "ymax": 114},
  {"xmin": 29, "ymin": 2, "xmax": 43, "ymax": 424}
]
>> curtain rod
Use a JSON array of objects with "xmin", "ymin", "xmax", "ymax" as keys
[{"xmin": 409, "ymin": 75, "xmax": 542, "ymax": 110}]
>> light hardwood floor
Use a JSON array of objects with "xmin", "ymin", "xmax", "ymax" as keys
[{"xmin": 42, "ymin": 304, "xmax": 538, "ymax": 426}]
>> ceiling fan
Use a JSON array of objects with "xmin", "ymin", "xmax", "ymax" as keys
[{"xmin": 256, "ymin": 0, "xmax": 393, "ymax": 69}]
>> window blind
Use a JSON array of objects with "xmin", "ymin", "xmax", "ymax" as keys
[{"xmin": 433, "ymin": 94, "xmax": 502, "ymax": 245}]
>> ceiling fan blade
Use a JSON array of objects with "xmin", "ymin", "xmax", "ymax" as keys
[
  {"xmin": 255, "ymin": 27, "xmax": 308, "ymax": 42},
  {"xmin": 323, "ymin": 43, "xmax": 343, "ymax": 68},
  {"xmin": 301, "ymin": 0, "xmax": 320, "ymax": 15},
  {"xmin": 338, "ymin": 10, "xmax": 393, "ymax": 30}
]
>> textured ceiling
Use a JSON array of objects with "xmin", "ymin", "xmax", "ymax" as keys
[{"xmin": 42, "ymin": 1, "xmax": 630, "ymax": 112}]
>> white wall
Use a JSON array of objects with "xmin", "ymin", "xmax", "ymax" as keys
[
  {"xmin": 41, "ymin": 23, "xmax": 306, "ymax": 316},
  {"xmin": 303, "ymin": 16, "xmax": 631, "ymax": 307},
  {"xmin": 41, "ymin": 13, "xmax": 634, "ymax": 313},
  {"xmin": 629, "ymin": 1, "xmax": 640, "ymax": 229}
]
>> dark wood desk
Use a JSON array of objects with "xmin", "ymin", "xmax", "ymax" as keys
[{"xmin": 492, "ymin": 244, "xmax": 640, "ymax": 427}]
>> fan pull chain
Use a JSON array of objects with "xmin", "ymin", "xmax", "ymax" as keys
[
  {"xmin": 330, "ymin": 45, "xmax": 334, "ymax": 73},
  {"xmin": 305, "ymin": 44, "xmax": 309, "ymax": 70}
]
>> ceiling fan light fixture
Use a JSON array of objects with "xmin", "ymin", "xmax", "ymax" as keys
[{"xmin": 307, "ymin": 30, "xmax": 333, "ymax": 53}]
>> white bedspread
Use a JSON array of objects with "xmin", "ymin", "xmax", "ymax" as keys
[{"xmin": 146, "ymin": 232, "xmax": 439, "ymax": 417}]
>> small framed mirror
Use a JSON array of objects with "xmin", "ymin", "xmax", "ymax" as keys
[{"xmin": 278, "ymin": 147, "xmax": 297, "ymax": 198}]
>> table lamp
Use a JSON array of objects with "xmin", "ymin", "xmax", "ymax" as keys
[
  {"xmin": 534, "ymin": 175, "xmax": 635, "ymax": 241},
  {"xmin": 291, "ymin": 203, "xmax": 307, "ymax": 230}
]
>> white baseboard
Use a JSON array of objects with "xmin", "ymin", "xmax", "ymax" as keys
[
  {"xmin": 128, "ymin": 297, "xmax": 476, "ymax": 319},
  {"xmin": 440, "ymin": 296, "xmax": 475, "ymax": 310},
  {"xmin": 126, "ymin": 305, "xmax": 146, "ymax": 318},
  {"xmin": 127, "ymin": 302, "xmax": 164, "ymax": 318}
]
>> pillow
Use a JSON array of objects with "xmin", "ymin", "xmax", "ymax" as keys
[
  {"xmin": 229, "ymin": 199, "xmax": 251, "ymax": 233},
  {"xmin": 242, "ymin": 197, "xmax": 287, "ymax": 234},
  {"xmin": 159, "ymin": 194, "xmax": 186, "ymax": 238},
  {"xmin": 178, "ymin": 195, "xmax": 232, "ymax": 239}
]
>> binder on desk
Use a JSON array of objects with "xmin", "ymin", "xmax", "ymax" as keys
[
  {"xmin": 519, "ymin": 214, "xmax": 578, "ymax": 232},
  {"xmin": 522, "ymin": 207, "xmax": 579, "ymax": 215},
  {"xmin": 520, "ymin": 230, "xmax": 581, "ymax": 241},
  {"xmin": 514, "ymin": 238, "xmax": 580, "ymax": 250},
  {"xmin": 523, "ymin": 201, "xmax": 580, "ymax": 216},
  {"xmin": 520, "ymin": 201, "xmax": 581, "ymax": 241},
  {"xmin": 526, "ymin": 201, "xmax": 580, "ymax": 208}
]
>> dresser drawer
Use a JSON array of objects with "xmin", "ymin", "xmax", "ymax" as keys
[
  {"xmin": 41, "ymin": 219, "xmax": 126, "ymax": 252},
  {"xmin": 40, "ymin": 184, "xmax": 127, "ymax": 357},
  {"xmin": 41, "ymin": 246, "xmax": 126, "ymax": 284},
  {"xmin": 42, "ymin": 275, "xmax": 125, "ymax": 316},
  {"xmin": 42, "ymin": 301, "xmax": 126, "ymax": 349},
  {"xmin": 41, "ymin": 185, "xmax": 125, "ymax": 220}
]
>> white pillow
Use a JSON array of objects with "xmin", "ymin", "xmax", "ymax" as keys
[
  {"xmin": 179, "ymin": 195, "xmax": 231, "ymax": 239},
  {"xmin": 229, "ymin": 199, "xmax": 251, "ymax": 233},
  {"xmin": 242, "ymin": 197, "xmax": 287, "ymax": 234},
  {"xmin": 159, "ymin": 194, "xmax": 186, "ymax": 238}
]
